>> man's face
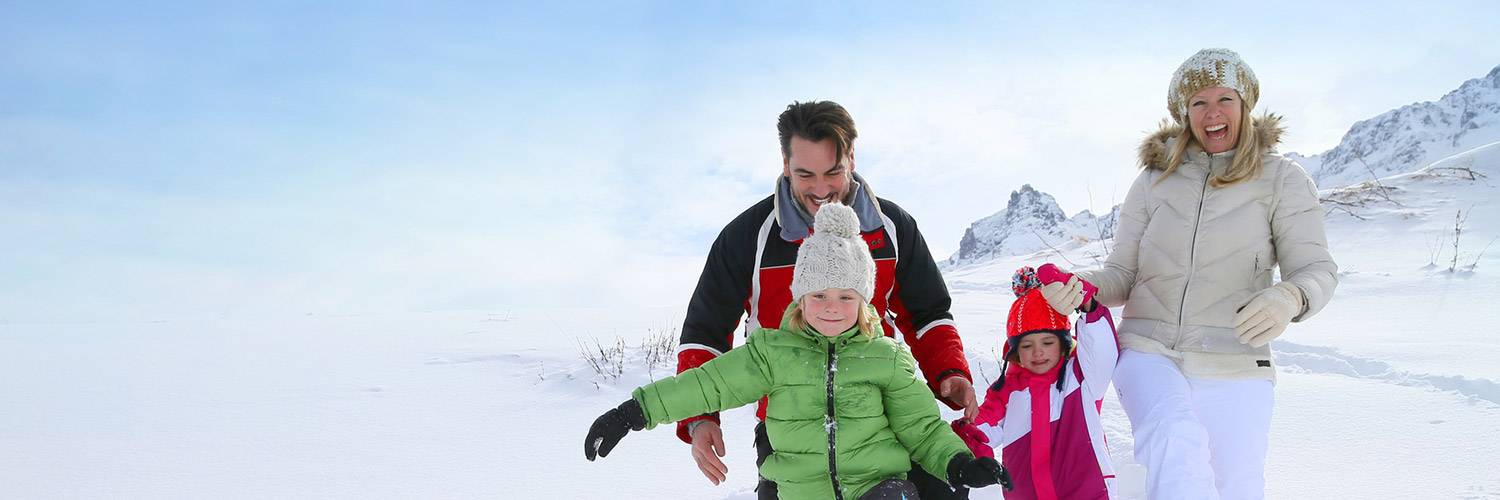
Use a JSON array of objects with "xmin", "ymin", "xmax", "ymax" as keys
[{"xmin": 783, "ymin": 136, "xmax": 855, "ymax": 217}]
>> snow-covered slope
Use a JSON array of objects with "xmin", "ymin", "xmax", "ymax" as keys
[
  {"xmin": 7, "ymin": 71, "xmax": 1500, "ymax": 500},
  {"xmin": 1290, "ymin": 65, "xmax": 1500, "ymax": 188},
  {"xmin": 6, "ymin": 143, "xmax": 1496, "ymax": 499}
]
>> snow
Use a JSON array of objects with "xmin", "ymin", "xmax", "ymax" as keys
[
  {"xmin": 6, "ymin": 64, "xmax": 1500, "ymax": 500},
  {"xmin": 5, "ymin": 140, "xmax": 1497, "ymax": 498}
]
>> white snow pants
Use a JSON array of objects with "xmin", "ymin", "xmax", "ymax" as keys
[{"xmin": 1114, "ymin": 349, "xmax": 1273, "ymax": 500}]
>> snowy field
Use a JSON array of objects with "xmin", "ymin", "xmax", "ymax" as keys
[{"xmin": 4, "ymin": 149, "xmax": 1500, "ymax": 499}]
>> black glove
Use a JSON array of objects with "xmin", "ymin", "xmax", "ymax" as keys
[
  {"xmin": 947, "ymin": 454, "xmax": 1013, "ymax": 491},
  {"xmin": 584, "ymin": 399, "xmax": 647, "ymax": 461}
]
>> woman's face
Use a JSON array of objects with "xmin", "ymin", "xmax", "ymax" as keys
[
  {"xmin": 801, "ymin": 288, "xmax": 862, "ymax": 337},
  {"xmin": 1016, "ymin": 333, "xmax": 1062, "ymax": 374},
  {"xmin": 1187, "ymin": 86, "xmax": 1243, "ymax": 154}
]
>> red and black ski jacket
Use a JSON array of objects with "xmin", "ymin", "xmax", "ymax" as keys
[{"xmin": 674, "ymin": 175, "xmax": 971, "ymax": 443}]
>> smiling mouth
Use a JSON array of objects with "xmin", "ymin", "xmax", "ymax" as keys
[
  {"xmin": 1205, "ymin": 124, "xmax": 1229, "ymax": 141},
  {"xmin": 808, "ymin": 194, "xmax": 835, "ymax": 206}
]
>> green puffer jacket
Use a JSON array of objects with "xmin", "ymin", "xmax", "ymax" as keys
[{"xmin": 633, "ymin": 304, "xmax": 970, "ymax": 499}]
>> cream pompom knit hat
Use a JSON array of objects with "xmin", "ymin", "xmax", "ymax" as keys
[
  {"xmin": 1167, "ymin": 48, "xmax": 1259, "ymax": 124},
  {"xmin": 789, "ymin": 203, "xmax": 875, "ymax": 302}
]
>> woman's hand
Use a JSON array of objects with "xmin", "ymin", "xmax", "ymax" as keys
[
  {"xmin": 1036, "ymin": 264, "xmax": 1098, "ymax": 314},
  {"xmin": 1234, "ymin": 282, "xmax": 1305, "ymax": 347},
  {"xmin": 1040, "ymin": 276, "xmax": 1085, "ymax": 315}
]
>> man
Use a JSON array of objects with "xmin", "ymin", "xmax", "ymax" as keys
[{"xmin": 676, "ymin": 100, "xmax": 977, "ymax": 499}]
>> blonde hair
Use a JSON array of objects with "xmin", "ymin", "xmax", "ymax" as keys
[
  {"xmin": 787, "ymin": 300, "xmax": 883, "ymax": 339},
  {"xmin": 1160, "ymin": 101, "xmax": 1265, "ymax": 188}
]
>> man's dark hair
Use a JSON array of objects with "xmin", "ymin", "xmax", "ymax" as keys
[{"xmin": 777, "ymin": 101, "xmax": 858, "ymax": 161}]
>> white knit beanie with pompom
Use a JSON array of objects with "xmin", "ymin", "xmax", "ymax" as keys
[{"xmin": 789, "ymin": 203, "xmax": 875, "ymax": 302}]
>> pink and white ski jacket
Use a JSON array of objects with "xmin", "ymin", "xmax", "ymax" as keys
[{"xmin": 965, "ymin": 308, "xmax": 1119, "ymax": 500}]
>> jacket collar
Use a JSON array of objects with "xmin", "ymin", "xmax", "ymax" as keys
[
  {"xmin": 773, "ymin": 171, "xmax": 885, "ymax": 242},
  {"xmin": 1136, "ymin": 113, "xmax": 1285, "ymax": 171}
]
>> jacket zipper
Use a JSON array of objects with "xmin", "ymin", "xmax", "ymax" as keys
[
  {"xmin": 1175, "ymin": 154, "xmax": 1215, "ymax": 349},
  {"xmin": 825, "ymin": 343, "xmax": 844, "ymax": 500}
]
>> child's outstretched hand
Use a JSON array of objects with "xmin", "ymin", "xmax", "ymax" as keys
[
  {"xmin": 584, "ymin": 399, "xmax": 647, "ymax": 461},
  {"xmin": 950, "ymin": 419, "xmax": 993, "ymax": 459},
  {"xmin": 947, "ymin": 454, "xmax": 1014, "ymax": 491}
]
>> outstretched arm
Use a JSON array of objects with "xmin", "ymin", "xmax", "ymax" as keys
[
  {"xmin": 675, "ymin": 208, "xmax": 761, "ymax": 442},
  {"xmin": 636, "ymin": 332, "xmax": 774, "ymax": 429}
]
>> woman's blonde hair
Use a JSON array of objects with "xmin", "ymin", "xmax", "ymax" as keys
[
  {"xmin": 1160, "ymin": 100, "xmax": 1265, "ymax": 188},
  {"xmin": 787, "ymin": 298, "xmax": 883, "ymax": 339}
]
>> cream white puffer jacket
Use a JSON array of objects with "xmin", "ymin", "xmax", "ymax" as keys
[{"xmin": 1078, "ymin": 115, "xmax": 1337, "ymax": 379}]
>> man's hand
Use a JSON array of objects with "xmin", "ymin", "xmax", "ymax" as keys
[
  {"xmin": 689, "ymin": 421, "xmax": 729, "ymax": 485},
  {"xmin": 940, "ymin": 376, "xmax": 978, "ymax": 421}
]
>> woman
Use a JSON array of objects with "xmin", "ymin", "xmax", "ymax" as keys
[{"xmin": 1071, "ymin": 48, "xmax": 1338, "ymax": 499}]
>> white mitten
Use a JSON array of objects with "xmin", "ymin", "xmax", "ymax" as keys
[
  {"xmin": 1039, "ymin": 276, "xmax": 1084, "ymax": 316},
  {"xmin": 1233, "ymin": 282, "xmax": 1305, "ymax": 347}
]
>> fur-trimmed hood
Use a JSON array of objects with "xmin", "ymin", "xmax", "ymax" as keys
[{"xmin": 1137, "ymin": 113, "xmax": 1285, "ymax": 170}]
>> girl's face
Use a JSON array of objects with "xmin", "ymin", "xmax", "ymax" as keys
[
  {"xmin": 1016, "ymin": 333, "xmax": 1063, "ymax": 374},
  {"xmin": 801, "ymin": 288, "xmax": 862, "ymax": 337},
  {"xmin": 1186, "ymin": 86, "xmax": 1243, "ymax": 154}
]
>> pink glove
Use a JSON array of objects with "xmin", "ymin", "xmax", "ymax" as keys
[
  {"xmin": 1037, "ymin": 263, "xmax": 1097, "ymax": 311},
  {"xmin": 951, "ymin": 419, "xmax": 993, "ymax": 459}
]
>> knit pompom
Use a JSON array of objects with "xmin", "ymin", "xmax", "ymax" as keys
[
  {"xmin": 1011, "ymin": 266, "xmax": 1041, "ymax": 297},
  {"xmin": 813, "ymin": 203, "xmax": 860, "ymax": 238}
]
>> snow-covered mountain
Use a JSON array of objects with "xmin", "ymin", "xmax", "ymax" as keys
[
  {"xmin": 1289, "ymin": 65, "xmax": 1500, "ymax": 187},
  {"xmin": 953, "ymin": 65, "xmax": 1500, "ymax": 267},
  {"xmin": 948, "ymin": 184, "xmax": 1117, "ymax": 265}
]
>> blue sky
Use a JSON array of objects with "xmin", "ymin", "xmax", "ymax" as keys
[{"xmin": 3, "ymin": 1, "xmax": 1499, "ymax": 321}]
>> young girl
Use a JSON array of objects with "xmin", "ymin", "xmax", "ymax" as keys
[
  {"xmin": 584, "ymin": 203, "xmax": 1009, "ymax": 500},
  {"xmin": 952, "ymin": 265, "xmax": 1119, "ymax": 500}
]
